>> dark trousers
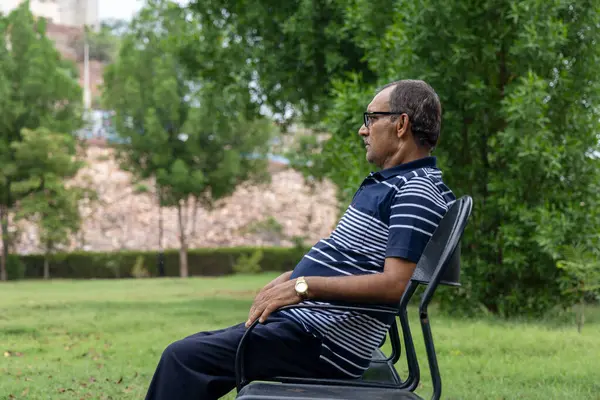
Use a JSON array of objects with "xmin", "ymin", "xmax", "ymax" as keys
[{"xmin": 145, "ymin": 314, "xmax": 345, "ymax": 400}]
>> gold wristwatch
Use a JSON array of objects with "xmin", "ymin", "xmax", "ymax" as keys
[{"xmin": 295, "ymin": 276, "xmax": 309, "ymax": 299}]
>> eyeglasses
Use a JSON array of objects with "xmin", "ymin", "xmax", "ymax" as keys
[{"xmin": 363, "ymin": 112, "xmax": 406, "ymax": 128}]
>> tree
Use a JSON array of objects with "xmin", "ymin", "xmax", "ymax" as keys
[
  {"xmin": 0, "ymin": 4, "xmax": 83, "ymax": 281},
  {"xmin": 14, "ymin": 129, "xmax": 87, "ymax": 279},
  {"xmin": 319, "ymin": 0, "xmax": 600, "ymax": 316},
  {"xmin": 186, "ymin": 0, "xmax": 389, "ymax": 126},
  {"xmin": 102, "ymin": 0, "xmax": 273, "ymax": 277}
]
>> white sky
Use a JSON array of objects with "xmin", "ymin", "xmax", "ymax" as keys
[
  {"xmin": 0, "ymin": 0, "xmax": 189, "ymax": 22},
  {"xmin": 99, "ymin": 0, "xmax": 189, "ymax": 21},
  {"xmin": 99, "ymin": 0, "xmax": 143, "ymax": 21}
]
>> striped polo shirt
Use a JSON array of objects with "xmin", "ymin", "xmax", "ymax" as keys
[{"xmin": 281, "ymin": 156, "xmax": 456, "ymax": 378}]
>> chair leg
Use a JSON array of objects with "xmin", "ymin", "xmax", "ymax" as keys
[{"xmin": 398, "ymin": 282, "xmax": 420, "ymax": 391}]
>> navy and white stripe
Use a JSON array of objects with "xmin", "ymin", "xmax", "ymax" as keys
[{"xmin": 282, "ymin": 157, "xmax": 455, "ymax": 378}]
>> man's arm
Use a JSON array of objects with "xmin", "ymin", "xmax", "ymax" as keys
[
  {"xmin": 246, "ymin": 258, "xmax": 415, "ymax": 327},
  {"xmin": 304, "ymin": 257, "xmax": 416, "ymax": 304}
]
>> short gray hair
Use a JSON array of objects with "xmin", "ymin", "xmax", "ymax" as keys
[{"xmin": 378, "ymin": 80, "xmax": 442, "ymax": 149}]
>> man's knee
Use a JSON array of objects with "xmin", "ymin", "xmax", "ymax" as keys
[{"xmin": 162, "ymin": 338, "xmax": 196, "ymax": 366}]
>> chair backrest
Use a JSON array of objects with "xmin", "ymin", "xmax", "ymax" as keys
[
  {"xmin": 410, "ymin": 197, "xmax": 470, "ymax": 287},
  {"xmin": 417, "ymin": 195, "xmax": 472, "ymax": 305}
]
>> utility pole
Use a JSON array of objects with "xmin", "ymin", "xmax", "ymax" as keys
[
  {"xmin": 83, "ymin": 32, "xmax": 91, "ymax": 110},
  {"xmin": 82, "ymin": 0, "xmax": 92, "ymax": 111}
]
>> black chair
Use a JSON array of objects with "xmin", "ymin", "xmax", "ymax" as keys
[{"xmin": 235, "ymin": 195, "xmax": 473, "ymax": 400}]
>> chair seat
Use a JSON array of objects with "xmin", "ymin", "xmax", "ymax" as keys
[
  {"xmin": 269, "ymin": 348, "xmax": 401, "ymax": 387},
  {"xmin": 361, "ymin": 348, "xmax": 400, "ymax": 384},
  {"xmin": 237, "ymin": 382, "xmax": 423, "ymax": 400}
]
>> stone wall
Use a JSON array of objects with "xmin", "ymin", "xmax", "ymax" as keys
[{"xmin": 14, "ymin": 147, "xmax": 340, "ymax": 254}]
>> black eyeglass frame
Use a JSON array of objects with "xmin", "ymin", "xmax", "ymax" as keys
[{"xmin": 363, "ymin": 112, "xmax": 407, "ymax": 128}]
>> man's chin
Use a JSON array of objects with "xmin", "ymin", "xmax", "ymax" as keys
[{"xmin": 365, "ymin": 153, "xmax": 376, "ymax": 166}]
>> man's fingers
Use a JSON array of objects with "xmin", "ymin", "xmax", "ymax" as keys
[
  {"xmin": 247, "ymin": 302, "xmax": 257, "ymax": 321},
  {"xmin": 246, "ymin": 303, "xmax": 266, "ymax": 328},
  {"xmin": 247, "ymin": 292, "xmax": 265, "ymax": 324},
  {"xmin": 246, "ymin": 301, "xmax": 276, "ymax": 328},
  {"xmin": 259, "ymin": 303, "xmax": 280, "ymax": 324}
]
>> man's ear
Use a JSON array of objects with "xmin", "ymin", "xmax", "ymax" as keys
[{"xmin": 395, "ymin": 114, "xmax": 410, "ymax": 139}]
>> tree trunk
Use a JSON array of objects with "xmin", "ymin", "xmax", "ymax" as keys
[
  {"xmin": 44, "ymin": 241, "xmax": 52, "ymax": 280},
  {"xmin": 177, "ymin": 202, "xmax": 189, "ymax": 278},
  {"xmin": 0, "ymin": 205, "xmax": 8, "ymax": 282},
  {"xmin": 158, "ymin": 204, "xmax": 165, "ymax": 277},
  {"xmin": 158, "ymin": 201, "xmax": 164, "ymax": 252},
  {"xmin": 577, "ymin": 292, "xmax": 585, "ymax": 334},
  {"xmin": 190, "ymin": 196, "xmax": 199, "ymax": 240},
  {"xmin": 43, "ymin": 254, "xmax": 50, "ymax": 280}
]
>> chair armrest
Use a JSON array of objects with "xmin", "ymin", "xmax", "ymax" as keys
[
  {"xmin": 235, "ymin": 303, "xmax": 399, "ymax": 391},
  {"xmin": 277, "ymin": 303, "xmax": 399, "ymax": 314}
]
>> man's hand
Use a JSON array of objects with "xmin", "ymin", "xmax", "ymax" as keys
[
  {"xmin": 262, "ymin": 271, "xmax": 293, "ymax": 292},
  {"xmin": 246, "ymin": 279, "xmax": 300, "ymax": 328}
]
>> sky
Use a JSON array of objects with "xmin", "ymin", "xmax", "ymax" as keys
[
  {"xmin": 0, "ymin": 0, "xmax": 189, "ymax": 23},
  {"xmin": 99, "ymin": 0, "xmax": 189, "ymax": 21},
  {"xmin": 98, "ymin": 0, "xmax": 143, "ymax": 21}
]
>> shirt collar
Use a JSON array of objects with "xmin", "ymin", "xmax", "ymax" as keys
[{"xmin": 372, "ymin": 156, "xmax": 437, "ymax": 179}]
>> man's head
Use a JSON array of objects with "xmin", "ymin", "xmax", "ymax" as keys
[{"xmin": 359, "ymin": 79, "xmax": 441, "ymax": 169}]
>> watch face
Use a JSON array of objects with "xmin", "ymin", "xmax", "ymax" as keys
[{"xmin": 296, "ymin": 282, "xmax": 308, "ymax": 293}]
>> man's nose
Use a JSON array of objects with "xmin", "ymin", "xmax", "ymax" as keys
[{"xmin": 358, "ymin": 124, "xmax": 369, "ymax": 137}]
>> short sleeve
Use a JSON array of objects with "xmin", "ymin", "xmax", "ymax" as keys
[{"xmin": 386, "ymin": 177, "xmax": 449, "ymax": 263}]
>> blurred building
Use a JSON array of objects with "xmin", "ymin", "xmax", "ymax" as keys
[{"xmin": 1, "ymin": 0, "xmax": 99, "ymax": 29}]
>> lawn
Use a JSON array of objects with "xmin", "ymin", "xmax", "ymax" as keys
[{"xmin": 1, "ymin": 275, "xmax": 599, "ymax": 400}]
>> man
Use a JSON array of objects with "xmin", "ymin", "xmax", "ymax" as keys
[{"xmin": 145, "ymin": 79, "xmax": 455, "ymax": 400}]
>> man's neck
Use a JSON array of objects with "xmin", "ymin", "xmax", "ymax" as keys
[{"xmin": 382, "ymin": 148, "xmax": 431, "ymax": 170}]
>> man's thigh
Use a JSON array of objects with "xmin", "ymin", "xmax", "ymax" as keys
[
  {"xmin": 244, "ymin": 315, "xmax": 322, "ymax": 380},
  {"xmin": 168, "ymin": 322, "xmax": 246, "ymax": 376},
  {"xmin": 170, "ymin": 316, "xmax": 321, "ymax": 379}
]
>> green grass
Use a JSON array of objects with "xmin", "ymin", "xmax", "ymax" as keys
[{"xmin": 1, "ymin": 275, "xmax": 599, "ymax": 399}]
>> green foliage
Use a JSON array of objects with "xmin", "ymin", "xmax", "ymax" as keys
[
  {"xmin": 186, "ymin": 0, "xmax": 386, "ymax": 126},
  {"xmin": 104, "ymin": 252, "xmax": 125, "ymax": 279},
  {"xmin": 247, "ymin": 217, "xmax": 284, "ymax": 236},
  {"xmin": 14, "ymin": 129, "xmax": 88, "ymax": 258},
  {"xmin": 0, "ymin": 4, "xmax": 84, "ymax": 281},
  {"xmin": 6, "ymin": 255, "xmax": 25, "ymax": 281},
  {"xmin": 131, "ymin": 255, "xmax": 150, "ymax": 278},
  {"xmin": 241, "ymin": 216, "xmax": 285, "ymax": 244},
  {"xmin": 557, "ymin": 243, "xmax": 600, "ymax": 332},
  {"xmin": 288, "ymin": 74, "xmax": 374, "ymax": 204},
  {"xmin": 558, "ymin": 244, "xmax": 600, "ymax": 295},
  {"xmin": 16, "ymin": 247, "xmax": 307, "ymax": 279},
  {"xmin": 232, "ymin": 249, "xmax": 264, "ymax": 274},
  {"xmin": 133, "ymin": 183, "xmax": 151, "ymax": 194}
]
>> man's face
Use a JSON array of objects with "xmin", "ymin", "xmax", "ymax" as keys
[{"xmin": 358, "ymin": 87, "xmax": 400, "ymax": 169}]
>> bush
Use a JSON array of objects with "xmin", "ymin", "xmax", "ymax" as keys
[
  {"xmin": 16, "ymin": 246, "xmax": 309, "ymax": 280},
  {"xmin": 131, "ymin": 255, "xmax": 150, "ymax": 278},
  {"xmin": 6, "ymin": 255, "xmax": 25, "ymax": 280},
  {"xmin": 233, "ymin": 249, "xmax": 264, "ymax": 274}
]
